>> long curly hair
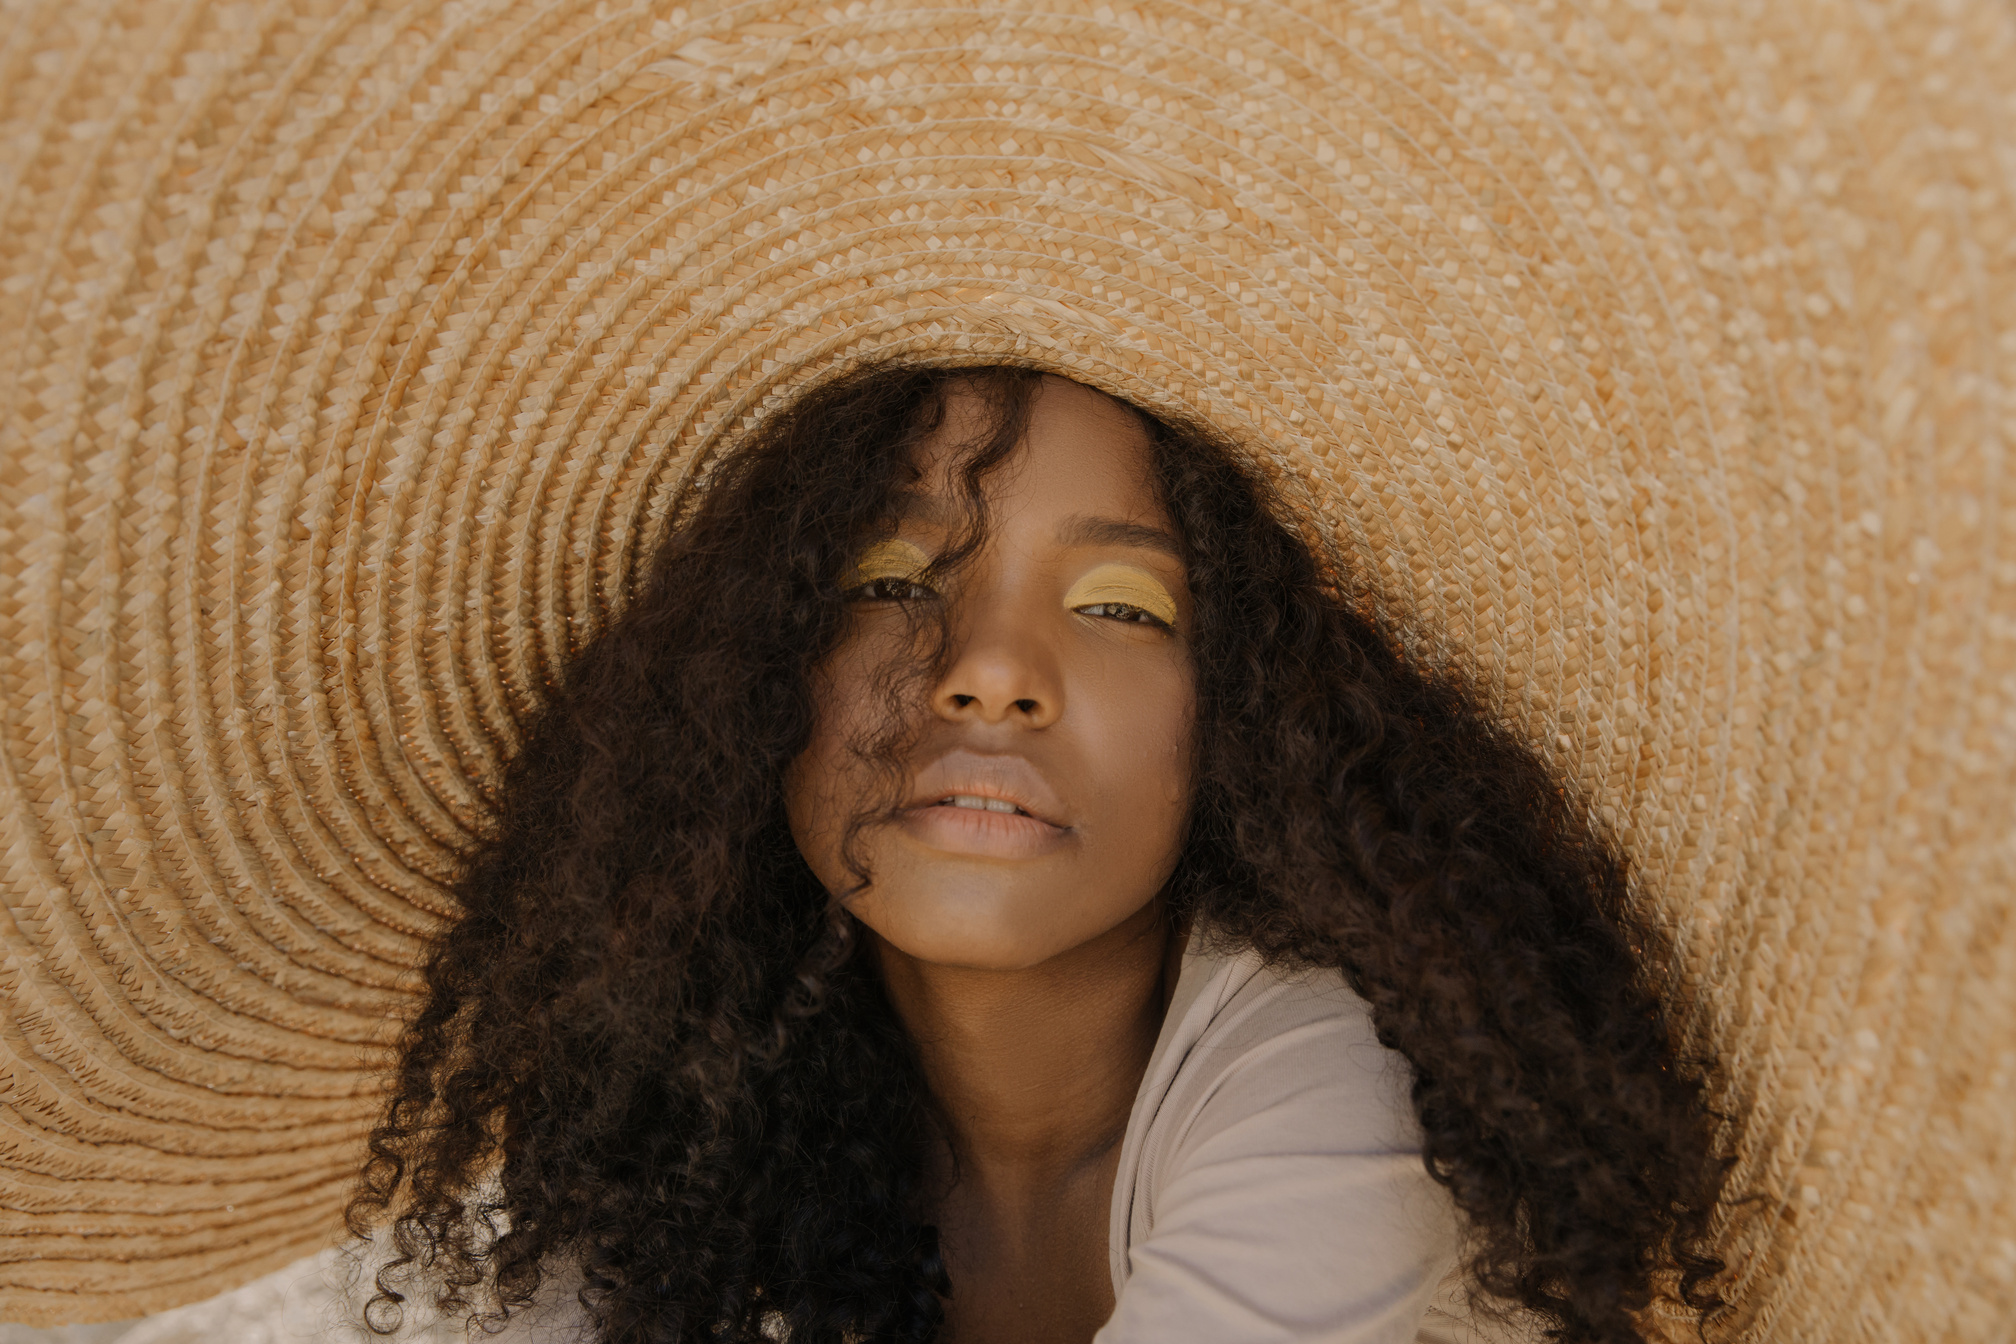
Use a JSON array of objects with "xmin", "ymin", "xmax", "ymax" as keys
[{"xmin": 347, "ymin": 363, "xmax": 1730, "ymax": 1344}]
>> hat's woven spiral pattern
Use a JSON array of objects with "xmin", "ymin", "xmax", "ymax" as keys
[{"xmin": 1, "ymin": 0, "xmax": 2011, "ymax": 1335}]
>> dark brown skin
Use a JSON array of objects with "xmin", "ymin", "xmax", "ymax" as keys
[{"xmin": 786, "ymin": 377, "xmax": 1197, "ymax": 1343}]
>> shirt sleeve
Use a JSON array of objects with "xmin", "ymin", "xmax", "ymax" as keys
[{"xmin": 1094, "ymin": 998, "xmax": 1462, "ymax": 1344}]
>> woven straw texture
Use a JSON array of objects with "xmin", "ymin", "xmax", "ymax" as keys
[{"xmin": 0, "ymin": 0, "xmax": 2011, "ymax": 1335}]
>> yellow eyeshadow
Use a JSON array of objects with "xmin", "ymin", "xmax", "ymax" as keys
[
  {"xmin": 849, "ymin": 538, "xmax": 932, "ymax": 586},
  {"xmin": 1063, "ymin": 563, "xmax": 1179, "ymax": 628}
]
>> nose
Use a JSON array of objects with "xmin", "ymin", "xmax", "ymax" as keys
[{"xmin": 931, "ymin": 603, "xmax": 1062, "ymax": 729}]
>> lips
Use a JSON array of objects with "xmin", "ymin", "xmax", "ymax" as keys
[
  {"xmin": 895, "ymin": 750, "xmax": 1072, "ymax": 859},
  {"xmin": 901, "ymin": 749, "xmax": 1069, "ymax": 828},
  {"xmin": 936, "ymin": 793, "xmax": 1029, "ymax": 816}
]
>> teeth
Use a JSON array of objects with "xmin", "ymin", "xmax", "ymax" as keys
[{"xmin": 941, "ymin": 794, "xmax": 1025, "ymax": 815}]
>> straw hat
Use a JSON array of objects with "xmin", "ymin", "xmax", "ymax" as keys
[{"xmin": 1, "ymin": 0, "xmax": 2010, "ymax": 1335}]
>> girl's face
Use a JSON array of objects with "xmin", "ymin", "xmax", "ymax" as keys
[{"xmin": 786, "ymin": 377, "xmax": 1197, "ymax": 971}]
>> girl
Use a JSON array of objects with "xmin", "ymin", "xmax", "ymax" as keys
[{"xmin": 351, "ymin": 364, "xmax": 1727, "ymax": 1344}]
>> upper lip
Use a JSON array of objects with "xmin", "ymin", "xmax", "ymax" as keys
[{"xmin": 903, "ymin": 750, "xmax": 1070, "ymax": 829}]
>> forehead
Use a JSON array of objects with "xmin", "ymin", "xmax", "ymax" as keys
[{"xmin": 909, "ymin": 375, "xmax": 1163, "ymax": 525}]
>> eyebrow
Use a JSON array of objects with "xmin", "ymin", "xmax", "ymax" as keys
[
  {"xmin": 1056, "ymin": 514, "xmax": 1185, "ymax": 562},
  {"xmin": 889, "ymin": 492, "xmax": 1184, "ymax": 562},
  {"xmin": 889, "ymin": 489, "xmax": 955, "ymax": 527}
]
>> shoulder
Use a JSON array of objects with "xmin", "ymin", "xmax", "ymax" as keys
[
  {"xmin": 1099, "ymin": 935, "xmax": 1464, "ymax": 1343},
  {"xmin": 1140, "ymin": 936, "xmax": 1422, "ymax": 1178}
]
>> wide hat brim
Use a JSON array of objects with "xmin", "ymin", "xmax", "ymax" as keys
[{"xmin": 3, "ymin": 0, "xmax": 2012, "ymax": 1335}]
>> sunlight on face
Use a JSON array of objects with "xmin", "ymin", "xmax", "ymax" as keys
[{"xmin": 785, "ymin": 376, "xmax": 1197, "ymax": 971}]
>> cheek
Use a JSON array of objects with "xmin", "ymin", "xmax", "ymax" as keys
[
  {"xmin": 783, "ymin": 658, "xmax": 870, "ymax": 892},
  {"xmin": 1082, "ymin": 662, "xmax": 1196, "ymax": 862},
  {"xmin": 784, "ymin": 626, "xmax": 918, "ymax": 893},
  {"xmin": 782, "ymin": 723, "xmax": 841, "ymax": 889}
]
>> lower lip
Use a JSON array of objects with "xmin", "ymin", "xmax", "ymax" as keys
[{"xmin": 897, "ymin": 803, "xmax": 1070, "ymax": 859}]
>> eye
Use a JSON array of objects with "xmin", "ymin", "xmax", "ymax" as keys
[
  {"xmin": 848, "ymin": 575, "xmax": 937, "ymax": 603},
  {"xmin": 1061, "ymin": 563, "xmax": 1180, "ymax": 633},
  {"xmin": 845, "ymin": 538, "xmax": 935, "ymax": 602},
  {"xmin": 1074, "ymin": 600, "xmax": 1173, "ymax": 630}
]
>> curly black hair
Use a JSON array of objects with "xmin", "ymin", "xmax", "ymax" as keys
[{"xmin": 347, "ymin": 364, "xmax": 1730, "ymax": 1343}]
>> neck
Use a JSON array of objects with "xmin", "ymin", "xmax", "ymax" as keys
[{"xmin": 874, "ymin": 901, "xmax": 1176, "ymax": 1196}]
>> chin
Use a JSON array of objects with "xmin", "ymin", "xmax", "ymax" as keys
[{"xmin": 850, "ymin": 886, "xmax": 1091, "ymax": 972}]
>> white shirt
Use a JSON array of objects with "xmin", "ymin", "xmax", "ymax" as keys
[{"xmin": 1101, "ymin": 933, "xmax": 1518, "ymax": 1344}]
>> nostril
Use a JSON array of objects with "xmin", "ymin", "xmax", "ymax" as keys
[
  {"xmin": 952, "ymin": 694, "xmax": 976, "ymax": 708},
  {"xmin": 1013, "ymin": 698, "xmax": 1038, "ymax": 714}
]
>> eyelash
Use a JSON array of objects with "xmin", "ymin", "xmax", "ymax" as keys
[
  {"xmin": 847, "ymin": 577, "xmax": 936, "ymax": 602},
  {"xmin": 1074, "ymin": 601, "xmax": 1173, "ymax": 631},
  {"xmin": 846, "ymin": 581, "xmax": 1175, "ymax": 632}
]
